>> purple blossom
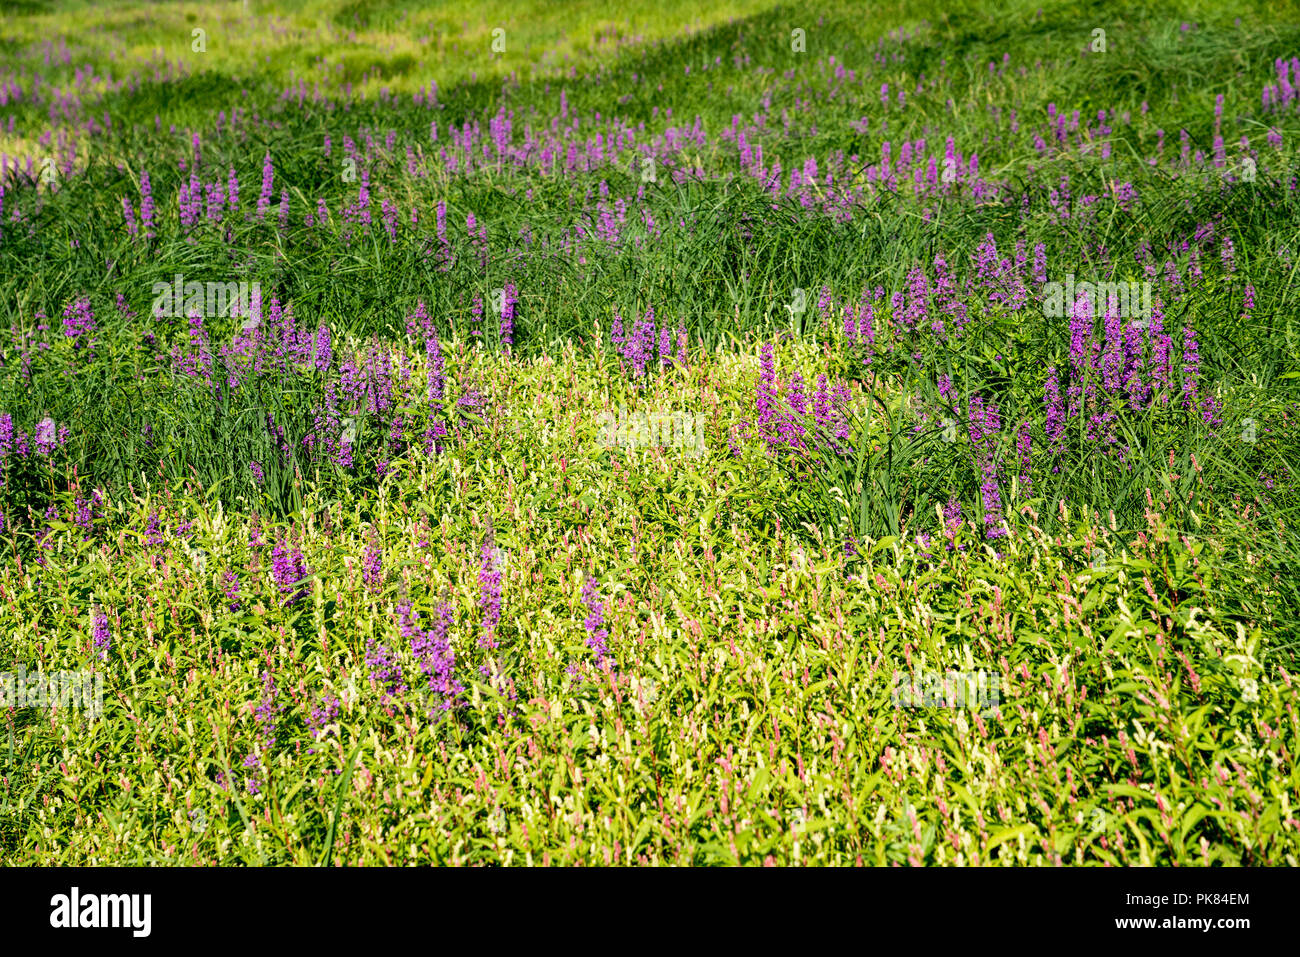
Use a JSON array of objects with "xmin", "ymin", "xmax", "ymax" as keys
[
  {"xmin": 92, "ymin": 603, "xmax": 110, "ymax": 660},
  {"xmin": 257, "ymin": 152, "xmax": 273, "ymax": 220},
  {"xmin": 478, "ymin": 538, "xmax": 502, "ymax": 649},
  {"xmin": 365, "ymin": 636, "xmax": 406, "ymax": 702},
  {"xmin": 581, "ymin": 573, "xmax": 611, "ymax": 666}
]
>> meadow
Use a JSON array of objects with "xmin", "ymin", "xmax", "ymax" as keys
[{"xmin": 1, "ymin": 0, "xmax": 1298, "ymax": 865}]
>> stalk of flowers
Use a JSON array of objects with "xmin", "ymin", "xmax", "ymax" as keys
[
  {"xmin": 362, "ymin": 527, "xmax": 383, "ymax": 592},
  {"xmin": 967, "ymin": 395, "xmax": 1008, "ymax": 540},
  {"xmin": 581, "ymin": 572, "xmax": 611, "ymax": 668},
  {"xmin": 226, "ymin": 167, "xmax": 238, "ymax": 217},
  {"xmin": 223, "ymin": 570, "xmax": 242, "ymax": 612},
  {"xmin": 252, "ymin": 670, "xmax": 280, "ymax": 751},
  {"xmin": 256, "ymin": 152, "xmax": 273, "ymax": 220},
  {"xmin": 499, "ymin": 281, "xmax": 518, "ymax": 348},
  {"xmin": 1043, "ymin": 367, "xmax": 1065, "ymax": 469},
  {"xmin": 478, "ymin": 537, "xmax": 502, "ymax": 650},
  {"xmin": 313, "ymin": 323, "xmax": 332, "ymax": 373},
  {"xmin": 1181, "ymin": 322, "xmax": 1201, "ymax": 411},
  {"xmin": 470, "ymin": 293, "xmax": 484, "ymax": 340},
  {"xmin": 365, "ymin": 636, "xmax": 406, "ymax": 703},
  {"xmin": 306, "ymin": 693, "xmax": 340, "ymax": 753},
  {"xmin": 271, "ymin": 530, "xmax": 310, "ymax": 606},
  {"xmin": 1016, "ymin": 422, "xmax": 1033, "ymax": 496},
  {"xmin": 92, "ymin": 600, "xmax": 110, "ymax": 660},
  {"xmin": 62, "ymin": 296, "xmax": 95, "ymax": 351},
  {"xmin": 942, "ymin": 496, "xmax": 964, "ymax": 551},
  {"xmin": 413, "ymin": 602, "xmax": 462, "ymax": 716},
  {"xmin": 381, "ymin": 197, "xmax": 398, "ymax": 241}
]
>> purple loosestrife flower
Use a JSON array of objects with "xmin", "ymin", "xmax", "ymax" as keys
[
  {"xmin": 658, "ymin": 326, "xmax": 672, "ymax": 367},
  {"xmin": 581, "ymin": 573, "xmax": 611, "ymax": 667},
  {"xmin": 122, "ymin": 197, "xmax": 137, "ymax": 237},
  {"xmin": 903, "ymin": 266, "xmax": 929, "ymax": 332},
  {"xmin": 362, "ymin": 529, "xmax": 383, "ymax": 591},
  {"xmin": 1102, "ymin": 302, "xmax": 1124, "ymax": 395},
  {"xmin": 967, "ymin": 396, "xmax": 1007, "ymax": 540},
  {"xmin": 470, "ymin": 294, "xmax": 484, "ymax": 339},
  {"xmin": 227, "ymin": 167, "xmax": 239, "ymax": 214},
  {"xmin": 1044, "ymin": 367, "xmax": 1065, "ymax": 468},
  {"xmin": 313, "ymin": 323, "xmax": 332, "ymax": 372},
  {"xmin": 611, "ymin": 312, "xmax": 624, "ymax": 349},
  {"xmin": 942, "ymin": 497, "xmax": 964, "ymax": 550},
  {"xmin": 499, "ymin": 281, "xmax": 517, "ymax": 347},
  {"xmin": 1149, "ymin": 300, "xmax": 1172, "ymax": 403},
  {"xmin": 144, "ymin": 509, "xmax": 164, "ymax": 546},
  {"xmin": 676, "ymin": 326, "xmax": 687, "ymax": 366},
  {"xmin": 1181, "ymin": 322, "xmax": 1201, "ymax": 410},
  {"xmin": 272, "ymin": 533, "xmax": 310, "ymax": 605},
  {"xmin": 413, "ymin": 602, "xmax": 462, "ymax": 715},
  {"xmin": 256, "ymin": 152, "xmax": 273, "ymax": 220},
  {"xmin": 140, "ymin": 170, "xmax": 155, "ymax": 240},
  {"xmin": 31, "ymin": 416, "xmax": 58, "ymax": 457},
  {"xmin": 92, "ymin": 603, "xmax": 110, "ymax": 660},
  {"xmin": 74, "ymin": 495, "xmax": 93, "ymax": 540},
  {"xmin": 253, "ymin": 670, "xmax": 280, "ymax": 749},
  {"xmin": 307, "ymin": 693, "xmax": 339, "ymax": 748},
  {"xmin": 63, "ymin": 296, "xmax": 95, "ymax": 347},
  {"xmin": 223, "ymin": 570, "xmax": 242, "ymax": 612},
  {"xmin": 1016, "ymin": 422, "xmax": 1033, "ymax": 495},
  {"xmin": 365, "ymin": 637, "xmax": 406, "ymax": 702},
  {"xmin": 756, "ymin": 342, "xmax": 778, "ymax": 430},
  {"xmin": 478, "ymin": 538, "xmax": 502, "ymax": 649}
]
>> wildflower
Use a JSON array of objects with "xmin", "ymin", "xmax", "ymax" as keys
[
  {"xmin": 256, "ymin": 152, "xmax": 273, "ymax": 220},
  {"xmin": 362, "ymin": 528, "xmax": 383, "ymax": 591},
  {"xmin": 365, "ymin": 636, "xmax": 406, "ymax": 702},
  {"xmin": 581, "ymin": 573, "xmax": 611, "ymax": 666},
  {"xmin": 34, "ymin": 416, "xmax": 58, "ymax": 456},
  {"xmin": 92, "ymin": 603, "xmax": 110, "ymax": 660},
  {"xmin": 478, "ymin": 538, "xmax": 502, "ymax": 649},
  {"xmin": 413, "ymin": 602, "xmax": 462, "ymax": 715}
]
